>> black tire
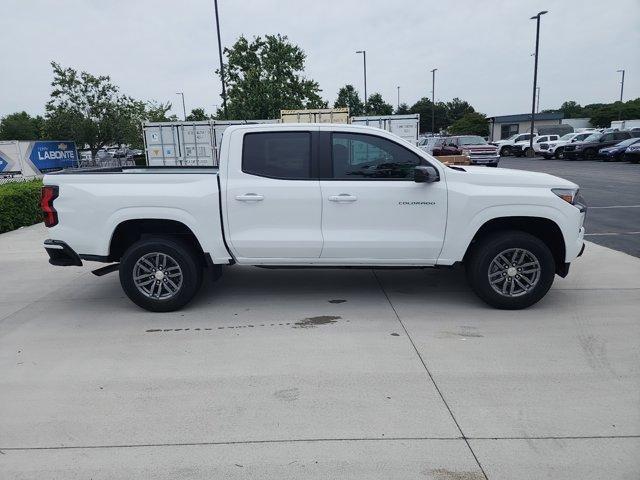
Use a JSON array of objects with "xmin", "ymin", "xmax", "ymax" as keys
[
  {"xmin": 487, "ymin": 162, "xmax": 498, "ymax": 167},
  {"xmin": 524, "ymin": 147, "xmax": 534, "ymax": 157},
  {"xmin": 465, "ymin": 231, "xmax": 555, "ymax": 310},
  {"xmin": 554, "ymin": 147, "xmax": 564, "ymax": 159},
  {"xmin": 500, "ymin": 146, "xmax": 511, "ymax": 157},
  {"xmin": 119, "ymin": 237, "xmax": 203, "ymax": 312}
]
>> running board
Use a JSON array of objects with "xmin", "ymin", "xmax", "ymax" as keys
[{"xmin": 91, "ymin": 263, "xmax": 120, "ymax": 276}]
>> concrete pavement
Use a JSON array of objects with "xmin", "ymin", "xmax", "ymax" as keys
[{"xmin": 1, "ymin": 224, "xmax": 639, "ymax": 479}]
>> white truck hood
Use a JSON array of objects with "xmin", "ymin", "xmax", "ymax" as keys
[{"xmin": 450, "ymin": 166, "xmax": 577, "ymax": 189}]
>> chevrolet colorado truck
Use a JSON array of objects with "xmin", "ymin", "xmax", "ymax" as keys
[{"xmin": 41, "ymin": 124, "xmax": 586, "ymax": 312}]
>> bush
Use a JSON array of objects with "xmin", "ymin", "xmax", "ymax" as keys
[{"xmin": 0, "ymin": 179, "xmax": 43, "ymax": 234}]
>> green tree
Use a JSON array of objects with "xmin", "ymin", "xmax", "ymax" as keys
[
  {"xmin": 0, "ymin": 112, "xmax": 45, "ymax": 140},
  {"xmin": 409, "ymin": 97, "xmax": 448, "ymax": 133},
  {"xmin": 366, "ymin": 93, "xmax": 393, "ymax": 115},
  {"xmin": 395, "ymin": 103, "xmax": 410, "ymax": 115},
  {"xmin": 219, "ymin": 34, "xmax": 326, "ymax": 119},
  {"xmin": 186, "ymin": 108, "xmax": 208, "ymax": 121},
  {"xmin": 145, "ymin": 101, "xmax": 177, "ymax": 122},
  {"xmin": 44, "ymin": 62, "xmax": 145, "ymax": 154},
  {"xmin": 334, "ymin": 84, "xmax": 364, "ymax": 116},
  {"xmin": 445, "ymin": 98, "xmax": 475, "ymax": 123},
  {"xmin": 447, "ymin": 112, "xmax": 490, "ymax": 136}
]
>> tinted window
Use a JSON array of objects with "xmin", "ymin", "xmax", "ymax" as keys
[
  {"xmin": 331, "ymin": 132, "xmax": 421, "ymax": 180},
  {"xmin": 242, "ymin": 132, "xmax": 311, "ymax": 179},
  {"xmin": 613, "ymin": 132, "xmax": 631, "ymax": 141},
  {"xmin": 601, "ymin": 133, "xmax": 614, "ymax": 142}
]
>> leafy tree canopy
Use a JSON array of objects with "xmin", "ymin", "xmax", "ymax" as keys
[
  {"xmin": 220, "ymin": 34, "xmax": 326, "ymax": 119},
  {"xmin": 366, "ymin": 93, "xmax": 393, "ymax": 115},
  {"xmin": 395, "ymin": 103, "xmax": 410, "ymax": 115},
  {"xmin": 185, "ymin": 108, "xmax": 208, "ymax": 121},
  {"xmin": 447, "ymin": 112, "xmax": 490, "ymax": 137},
  {"xmin": 334, "ymin": 84, "xmax": 364, "ymax": 116},
  {"xmin": 0, "ymin": 111, "xmax": 45, "ymax": 140}
]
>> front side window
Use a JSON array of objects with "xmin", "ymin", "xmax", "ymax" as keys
[
  {"xmin": 242, "ymin": 132, "xmax": 311, "ymax": 179},
  {"xmin": 331, "ymin": 132, "xmax": 421, "ymax": 180}
]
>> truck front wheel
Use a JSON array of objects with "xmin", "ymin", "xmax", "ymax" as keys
[
  {"xmin": 466, "ymin": 231, "xmax": 555, "ymax": 309},
  {"xmin": 119, "ymin": 237, "xmax": 203, "ymax": 312}
]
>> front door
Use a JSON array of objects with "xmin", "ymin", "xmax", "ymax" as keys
[
  {"xmin": 225, "ymin": 129, "xmax": 323, "ymax": 260},
  {"xmin": 319, "ymin": 130, "xmax": 447, "ymax": 263}
]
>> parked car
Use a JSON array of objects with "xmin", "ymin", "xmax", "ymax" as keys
[
  {"xmin": 564, "ymin": 131, "xmax": 638, "ymax": 160},
  {"xmin": 624, "ymin": 142, "xmax": 640, "ymax": 164},
  {"xmin": 541, "ymin": 132, "xmax": 594, "ymax": 159},
  {"xmin": 512, "ymin": 135, "xmax": 560, "ymax": 157},
  {"xmin": 599, "ymin": 138, "xmax": 640, "ymax": 162},
  {"xmin": 490, "ymin": 133, "xmax": 533, "ymax": 157},
  {"xmin": 417, "ymin": 136, "xmax": 444, "ymax": 155},
  {"xmin": 433, "ymin": 135, "xmax": 499, "ymax": 166},
  {"xmin": 41, "ymin": 123, "xmax": 585, "ymax": 311}
]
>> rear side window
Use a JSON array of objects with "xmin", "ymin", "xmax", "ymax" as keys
[
  {"xmin": 331, "ymin": 132, "xmax": 421, "ymax": 180},
  {"xmin": 242, "ymin": 132, "xmax": 311, "ymax": 179},
  {"xmin": 614, "ymin": 132, "xmax": 631, "ymax": 141}
]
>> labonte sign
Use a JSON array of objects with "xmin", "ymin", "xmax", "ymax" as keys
[{"xmin": 0, "ymin": 140, "xmax": 78, "ymax": 176}]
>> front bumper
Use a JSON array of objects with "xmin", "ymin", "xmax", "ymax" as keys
[
  {"xmin": 469, "ymin": 155, "xmax": 499, "ymax": 165},
  {"xmin": 44, "ymin": 239, "xmax": 83, "ymax": 266}
]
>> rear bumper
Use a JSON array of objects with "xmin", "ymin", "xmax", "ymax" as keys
[{"xmin": 44, "ymin": 239, "xmax": 83, "ymax": 267}]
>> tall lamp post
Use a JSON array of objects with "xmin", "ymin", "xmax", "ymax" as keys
[
  {"xmin": 397, "ymin": 85, "xmax": 400, "ymax": 111},
  {"xmin": 176, "ymin": 92, "xmax": 187, "ymax": 120},
  {"xmin": 213, "ymin": 0, "xmax": 228, "ymax": 119},
  {"xmin": 529, "ymin": 10, "xmax": 548, "ymax": 156},
  {"xmin": 356, "ymin": 50, "xmax": 367, "ymax": 113},
  {"xmin": 617, "ymin": 69, "xmax": 625, "ymax": 120},
  {"xmin": 430, "ymin": 68, "xmax": 437, "ymax": 134}
]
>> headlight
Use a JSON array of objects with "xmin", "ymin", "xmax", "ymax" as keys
[{"xmin": 552, "ymin": 188, "xmax": 579, "ymax": 204}]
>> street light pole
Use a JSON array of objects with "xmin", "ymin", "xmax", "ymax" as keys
[
  {"xmin": 176, "ymin": 92, "xmax": 187, "ymax": 120},
  {"xmin": 213, "ymin": 0, "xmax": 228, "ymax": 120},
  {"xmin": 430, "ymin": 68, "xmax": 437, "ymax": 134},
  {"xmin": 617, "ymin": 69, "xmax": 625, "ymax": 120},
  {"xmin": 397, "ymin": 85, "xmax": 400, "ymax": 111},
  {"xmin": 356, "ymin": 50, "xmax": 367, "ymax": 113},
  {"xmin": 529, "ymin": 10, "xmax": 547, "ymax": 156}
]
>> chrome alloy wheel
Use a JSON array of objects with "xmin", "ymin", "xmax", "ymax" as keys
[
  {"xmin": 488, "ymin": 248, "xmax": 541, "ymax": 297},
  {"xmin": 133, "ymin": 252, "xmax": 183, "ymax": 299}
]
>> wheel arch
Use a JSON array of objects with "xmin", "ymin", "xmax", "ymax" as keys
[{"xmin": 463, "ymin": 216, "xmax": 566, "ymax": 275}]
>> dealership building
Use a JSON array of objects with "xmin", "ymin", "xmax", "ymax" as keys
[{"xmin": 488, "ymin": 112, "xmax": 564, "ymax": 142}]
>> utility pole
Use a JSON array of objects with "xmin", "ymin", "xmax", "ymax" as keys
[
  {"xmin": 430, "ymin": 68, "xmax": 437, "ymax": 134},
  {"xmin": 214, "ymin": 0, "xmax": 228, "ymax": 119},
  {"xmin": 176, "ymin": 92, "xmax": 187, "ymax": 120},
  {"xmin": 617, "ymin": 69, "xmax": 625, "ymax": 120},
  {"xmin": 356, "ymin": 51, "xmax": 367, "ymax": 113},
  {"xmin": 397, "ymin": 85, "xmax": 400, "ymax": 111},
  {"xmin": 529, "ymin": 10, "xmax": 548, "ymax": 156},
  {"xmin": 536, "ymin": 86, "xmax": 541, "ymax": 113}
]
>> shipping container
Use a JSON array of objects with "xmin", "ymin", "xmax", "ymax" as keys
[
  {"xmin": 281, "ymin": 108, "xmax": 349, "ymax": 124},
  {"xmin": 143, "ymin": 119, "xmax": 279, "ymax": 166},
  {"xmin": 350, "ymin": 114, "xmax": 420, "ymax": 144},
  {"xmin": 0, "ymin": 140, "xmax": 78, "ymax": 176}
]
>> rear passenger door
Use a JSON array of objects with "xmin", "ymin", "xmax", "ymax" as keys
[
  {"xmin": 224, "ymin": 128, "xmax": 323, "ymax": 260},
  {"xmin": 318, "ymin": 129, "xmax": 447, "ymax": 263}
]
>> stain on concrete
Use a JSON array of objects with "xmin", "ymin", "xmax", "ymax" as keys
[
  {"xmin": 428, "ymin": 468, "xmax": 485, "ymax": 480},
  {"xmin": 293, "ymin": 315, "xmax": 341, "ymax": 328},
  {"xmin": 390, "ymin": 333, "xmax": 400, "ymax": 336},
  {"xmin": 577, "ymin": 333, "xmax": 615, "ymax": 375},
  {"xmin": 438, "ymin": 326, "xmax": 483, "ymax": 339},
  {"xmin": 274, "ymin": 387, "xmax": 300, "ymax": 402},
  {"xmin": 328, "ymin": 299, "xmax": 346, "ymax": 304}
]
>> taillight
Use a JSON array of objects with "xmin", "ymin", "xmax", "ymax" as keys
[{"xmin": 41, "ymin": 185, "xmax": 59, "ymax": 227}]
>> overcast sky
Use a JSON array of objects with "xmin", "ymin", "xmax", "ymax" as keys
[{"xmin": 1, "ymin": 0, "xmax": 639, "ymax": 119}]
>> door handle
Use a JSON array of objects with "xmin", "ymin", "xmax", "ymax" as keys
[
  {"xmin": 328, "ymin": 194, "xmax": 357, "ymax": 203},
  {"xmin": 235, "ymin": 193, "xmax": 264, "ymax": 202}
]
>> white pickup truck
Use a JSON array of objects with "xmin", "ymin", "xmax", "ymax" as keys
[{"xmin": 41, "ymin": 124, "xmax": 586, "ymax": 312}]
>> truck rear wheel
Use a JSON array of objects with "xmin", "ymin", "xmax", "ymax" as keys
[
  {"xmin": 119, "ymin": 237, "xmax": 203, "ymax": 312},
  {"xmin": 466, "ymin": 231, "xmax": 555, "ymax": 309}
]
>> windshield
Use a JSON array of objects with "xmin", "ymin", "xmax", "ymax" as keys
[
  {"xmin": 559, "ymin": 133, "xmax": 575, "ymax": 141},
  {"xmin": 615, "ymin": 138, "xmax": 640, "ymax": 148},
  {"xmin": 458, "ymin": 136, "xmax": 487, "ymax": 145},
  {"xmin": 583, "ymin": 133, "xmax": 600, "ymax": 142},
  {"xmin": 505, "ymin": 134, "xmax": 519, "ymax": 140}
]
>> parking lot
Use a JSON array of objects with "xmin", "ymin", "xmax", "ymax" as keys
[
  {"xmin": 1, "ymin": 209, "xmax": 639, "ymax": 478},
  {"xmin": 501, "ymin": 157, "xmax": 640, "ymax": 257}
]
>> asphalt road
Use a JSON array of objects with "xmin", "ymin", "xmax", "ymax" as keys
[{"xmin": 499, "ymin": 157, "xmax": 640, "ymax": 257}]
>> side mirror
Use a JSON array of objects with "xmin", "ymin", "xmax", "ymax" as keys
[{"xmin": 414, "ymin": 165, "xmax": 440, "ymax": 183}]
